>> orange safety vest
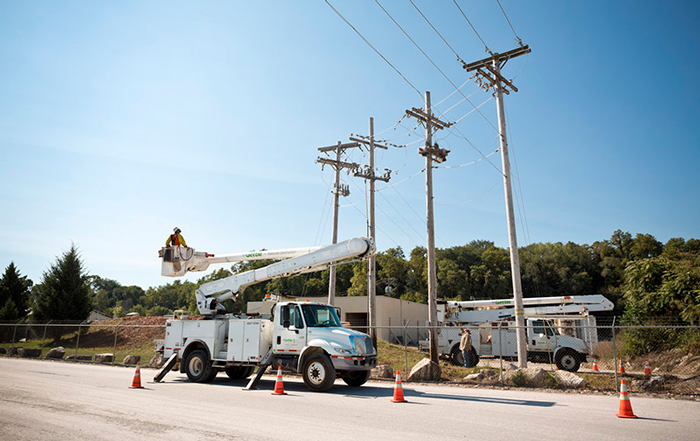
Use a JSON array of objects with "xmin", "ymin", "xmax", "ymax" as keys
[{"xmin": 170, "ymin": 233, "xmax": 180, "ymax": 246}]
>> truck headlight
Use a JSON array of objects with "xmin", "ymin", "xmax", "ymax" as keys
[{"xmin": 334, "ymin": 347, "xmax": 353, "ymax": 355}]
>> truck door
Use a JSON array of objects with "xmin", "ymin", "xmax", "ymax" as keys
[
  {"xmin": 528, "ymin": 319, "xmax": 556, "ymax": 353},
  {"xmin": 273, "ymin": 304, "xmax": 307, "ymax": 355}
]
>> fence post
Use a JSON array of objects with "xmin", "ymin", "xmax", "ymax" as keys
[
  {"xmin": 11, "ymin": 324, "xmax": 18, "ymax": 348},
  {"xmin": 75, "ymin": 324, "xmax": 82, "ymax": 357},
  {"xmin": 612, "ymin": 316, "xmax": 618, "ymax": 391},
  {"xmin": 41, "ymin": 324, "xmax": 48, "ymax": 356},
  {"xmin": 498, "ymin": 323, "xmax": 504, "ymax": 387},
  {"xmin": 404, "ymin": 320, "xmax": 410, "ymax": 376},
  {"xmin": 112, "ymin": 324, "xmax": 119, "ymax": 366}
]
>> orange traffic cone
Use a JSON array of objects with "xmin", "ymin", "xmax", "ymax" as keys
[
  {"xmin": 616, "ymin": 379, "xmax": 637, "ymax": 418},
  {"xmin": 644, "ymin": 359, "xmax": 651, "ymax": 375},
  {"xmin": 619, "ymin": 358, "xmax": 625, "ymax": 374},
  {"xmin": 592, "ymin": 359, "xmax": 599, "ymax": 372},
  {"xmin": 130, "ymin": 362, "xmax": 144, "ymax": 389},
  {"xmin": 271, "ymin": 367, "xmax": 287, "ymax": 395},
  {"xmin": 391, "ymin": 370, "xmax": 407, "ymax": 403}
]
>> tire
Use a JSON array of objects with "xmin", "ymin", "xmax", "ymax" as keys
[
  {"xmin": 302, "ymin": 354, "xmax": 336, "ymax": 392},
  {"xmin": 555, "ymin": 349, "xmax": 581, "ymax": 372},
  {"xmin": 185, "ymin": 350, "xmax": 214, "ymax": 383},
  {"xmin": 450, "ymin": 345, "xmax": 464, "ymax": 366},
  {"xmin": 225, "ymin": 366, "xmax": 255, "ymax": 380},
  {"xmin": 342, "ymin": 370, "xmax": 371, "ymax": 387}
]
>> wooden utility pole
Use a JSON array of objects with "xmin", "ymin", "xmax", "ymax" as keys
[
  {"xmin": 317, "ymin": 141, "xmax": 360, "ymax": 305},
  {"xmin": 406, "ymin": 92, "xmax": 451, "ymax": 366},
  {"xmin": 463, "ymin": 45, "xmax": 531, "ymax": 368},
  {"xmin": 352, "ymin": 118, "xmax": 391, "ymax": 347}
]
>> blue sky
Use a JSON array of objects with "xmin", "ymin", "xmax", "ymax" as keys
[{"xmin": 1, "ymin": 1, "xmax": 699, "ymax": 290}]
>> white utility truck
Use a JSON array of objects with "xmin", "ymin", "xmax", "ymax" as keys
[
  {"xmin": 154, "ymin": 237, "xmax": 378, "ymax": 392},
  {"xmin": 422, "ymin": 295, "xmax": 613, "ymax": 372}
]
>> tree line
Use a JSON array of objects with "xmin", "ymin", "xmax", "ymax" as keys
[{"xmin": 2, "ymin": 230, "xmax": 699, "ymax": 330}]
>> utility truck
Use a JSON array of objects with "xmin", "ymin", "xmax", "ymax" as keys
[
  {"xmin": 421, "ymin": 295, "xmax": 613, "ymax": 372},
  {"xmin": 154, "ymin": 237, "xmax": 378, "ymax": 392}
]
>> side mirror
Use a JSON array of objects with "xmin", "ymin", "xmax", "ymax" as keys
[{"xmin": 282, "ymin": 305, "xmax": 290, "ymax": 328}]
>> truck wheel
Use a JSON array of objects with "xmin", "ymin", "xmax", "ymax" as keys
[
  {"xmin": 302, "ymin": 354, "xmax": 336, "ymax": 392},
  {"xmin": 450, "ymin": 345, "xmax": 464, "ymax": 366},
  {"xmin": 555, "ymin": 349, "xmax": 581, "ymax": 372},
  {"xmin": 342, "ymin": 370, "xmax": 371, "ymax": 387},
  {"xmin": 185, "ymin": 350, "xmax": 214, "ymax": 383},
  {"xmin": 225, "ymin": 366, "xmax": 255, "ymax": 380}
]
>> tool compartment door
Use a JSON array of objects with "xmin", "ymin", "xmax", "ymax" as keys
[{"xmin": 243, "ymin": 320, "xmax": 263, "ymax": 362}]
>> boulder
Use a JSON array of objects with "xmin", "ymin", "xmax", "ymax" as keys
[
  {"xmin": 407, "ymin": 358, "xmax": 441, "ymax": 382},
  {"xmin": 553, "ymin": 370, "xmax": 585, "ymax": 388},
  {"xmin": 18, "ymin": 348, "xmax": 42, "ymax": 358},
  {"xmin": 46, "ymin": 347, "xmax": 66, "ymax": 359},
  {"xmin": 66, "ymin": 354, "xmax": 93, "ymax": 361},
  {"xmin": 94, "ymin": 353, "xmax": 114, "ymax": 363},
  {"xmin": 504, "ymin": 368, "xmax": 550, "ymax": 387},
  {"xmin": 465, "ymin": 372, "xmax": 484, "ymax": 381},
  {"xmin": 0, "ymin": 347, "xmax": 6, "ymax": 355},
  {"xmin": 149, "ymin": 352, "xmax": 164, "ymax": 368},
  {"xmin": 7, "ymin": 347, "xmax": 21, "ymax": 357},
  {"xmin": 371, "ymin": 364, "xmax": 394, "ymax": 379},
  {"xmin": 123, "ymin": 355, "xmax": 141, "ymax": 366}
]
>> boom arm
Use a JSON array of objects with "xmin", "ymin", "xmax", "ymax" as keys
[{"xmin": 194, "ymin": 237, "xmax": 375, "ymax": 315}]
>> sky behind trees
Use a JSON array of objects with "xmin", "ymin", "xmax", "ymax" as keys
[{"xmin": 1, "ymin": 1, "xmax": 699, "ymax": 289}]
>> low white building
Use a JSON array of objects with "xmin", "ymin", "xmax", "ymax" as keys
[{"xmin": 248, "ymin": 295, "xmax": 429, "ymax": 346}]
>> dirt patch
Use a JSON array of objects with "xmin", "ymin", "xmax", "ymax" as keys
[{"xmin": 80, "ymin": 316, "xmax": 168, "ymax": 349}]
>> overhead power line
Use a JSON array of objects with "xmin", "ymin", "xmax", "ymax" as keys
[
  {"xmin": 453, "ymin": 0, "xmax": 492, "ymax": 55},
  {"xmin": 496, "ymin": 0, "xmax": 524, "ymax": 47},
  {"xmin": 325, "ymin": 0, "xmax": 422, "ymax": 97},
  {"xmin": 409, "ymin": 0, "xmax": 465, "ymax": 65}
]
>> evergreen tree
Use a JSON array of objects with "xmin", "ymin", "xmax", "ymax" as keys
[
  {"xmin": 0, "ymin": 262, "xmax": 33, "ymax": 320},
  {"xmin": 31, "ymin": 245, "xmax": 92, "ymax": 322}
]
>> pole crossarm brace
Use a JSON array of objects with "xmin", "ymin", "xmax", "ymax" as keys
[
  {"xmin": 348, "ymin": 136, "xmax": 389, "ymax": 150},
  {"xmin": 463, "ymin": 45, "xmax": 530, "ymax": 94},
  {"xmin": 405, "ymin": 108, "xmax": 452, "ymax": 130},
  {"xmin": 318, "ymin": 142, "xmax": 361, "ymax": 152},
  {"xmin": 316, "ymin": 157, "xmax": 359, "ymax": 171}
]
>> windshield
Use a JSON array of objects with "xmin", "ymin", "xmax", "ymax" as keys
[{"xmin": 301, "ymin": 304, "xmax": 342, "ymax": 328}]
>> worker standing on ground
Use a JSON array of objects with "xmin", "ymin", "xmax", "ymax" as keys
[
  {"xmin": 460, "ymin": 328, "xmax": 473, "ymax": 368},
  {"xmin": 166, "ymin": 227, "xmax": 187, "ymax": 248}
]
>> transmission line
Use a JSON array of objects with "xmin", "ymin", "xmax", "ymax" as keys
[
  {"xmin": 496, "ymin": 0, "xmax": 523, "ymax": 47},
  {"xmin": 453, "ymin": 0, "xmax": 492, "ymax": 55}
]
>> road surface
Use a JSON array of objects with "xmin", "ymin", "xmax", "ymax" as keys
[{"xmin": 1, "ymin": 358, "xmax": 698, "ymax": 440}]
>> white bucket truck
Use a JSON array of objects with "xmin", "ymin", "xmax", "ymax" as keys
[
  {"xmin": 421, "ymin": 295, "xmax": 613, "ymax": 372},
  {"xmin": 155, "ymin": 237, "xmax": 378, "ymax": 392}
]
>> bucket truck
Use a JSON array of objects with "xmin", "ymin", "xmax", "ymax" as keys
[
  {"xmin": 154, "ymin": 237, "xmax": 378, "ymax": 392},
  {"xmin": 420, "ymin": 295, "xmax": 614, "ymax": 372}
]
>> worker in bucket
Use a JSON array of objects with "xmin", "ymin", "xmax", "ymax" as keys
[
  {"xmin": 166, "ymin": 227, "xmax": 187, "ymax": 248},
  {"xmin": 460, "ymin": 327, "xmax": 473, "ymax": 368}
]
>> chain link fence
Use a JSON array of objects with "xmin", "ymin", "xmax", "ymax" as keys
[{"xmin": 1, "ymin": 319, "xmax": 698, "ymax": 395}]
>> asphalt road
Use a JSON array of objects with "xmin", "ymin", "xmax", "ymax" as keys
[{"xmin": 1, "ymin": 358, "xmax": 698, "ymax": 441}]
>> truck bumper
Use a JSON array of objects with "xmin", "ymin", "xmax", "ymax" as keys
[{"xmin": 330, "ymin": 355, "xmax": 377, "ymax": 371}]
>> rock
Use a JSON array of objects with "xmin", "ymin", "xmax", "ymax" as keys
[
  {"xmin": 123, "ymin": 355, "xmax": 141, "ymax": 366},
  {"xmin": 18, "ymin": 348, "xmax": 42, "ymax": 358},
  {"xmin": 505, "ymin": 368, "xmax": 550, "ymax": 387},
  {"xmin": 481, "ymin": 369, "xmax": 498, "ymax": 378},
  {"xmin": 407, "ymin": 358, "xmax": 441, "ymax": 382},
  {"xmin": 506, "ymin": 363, "xmax": 518, "ymax": 370},
  {"xmin": 94, "ymin": 353, "xmax": 114, "ymax": 363},
  {"xmin": 149, "ymin": 352, "xmax": 164, "ymax": 368},
  {"xmin": 371, "ymin": 364, "xmax": 394, "ymax": 379},
  {"xmin": 465, "ymin": 372, "xmax": 484, "ymax": 381},
  {"xmin": 553, "ymin": 370, "xmax": 585, "ymax": 388},
  {"xmin": 66, "ymin": 354, "xmax": 93, "ymax": 361},
  {"xmin": 46, "ymin": 347, "xmax": 66, "ymax": 359},
  {"xmin": 0, "ymin": 347, "xmax": 6, "ymax": 355},
  {"xmin": 7, "ymin": 347, "xmax": 21, "ymax": 357}
]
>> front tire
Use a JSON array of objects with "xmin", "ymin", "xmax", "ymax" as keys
[
  {"xmin": 302, "ymin": 354, "xmax": 336, "ymax": 392},
  {"xmin": 185, "ymin": 350, "xmax": 214, "ymax": 383},
  {"xmin": 342, "ymin": 370, "xmax": 371, "ymax": 387},
  {"xmin": 555, "ymin": 349, "xmax": 581, "ymax": 372}
]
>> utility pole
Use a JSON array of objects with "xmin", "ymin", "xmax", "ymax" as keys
[
  {"xmin": 406, "ymin": 92, "xmax": 451, "ymax": 366},
  {"xmin": 352, "ymin": 117, "xmax": 391, "ymax": 348},
  {"xmin": 463, "ymin": 45, "xmax": 531, "ymax": 368},
  {"xmin": 317, "ymin": 141, "xmax": 361, "ymax": 305}
]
